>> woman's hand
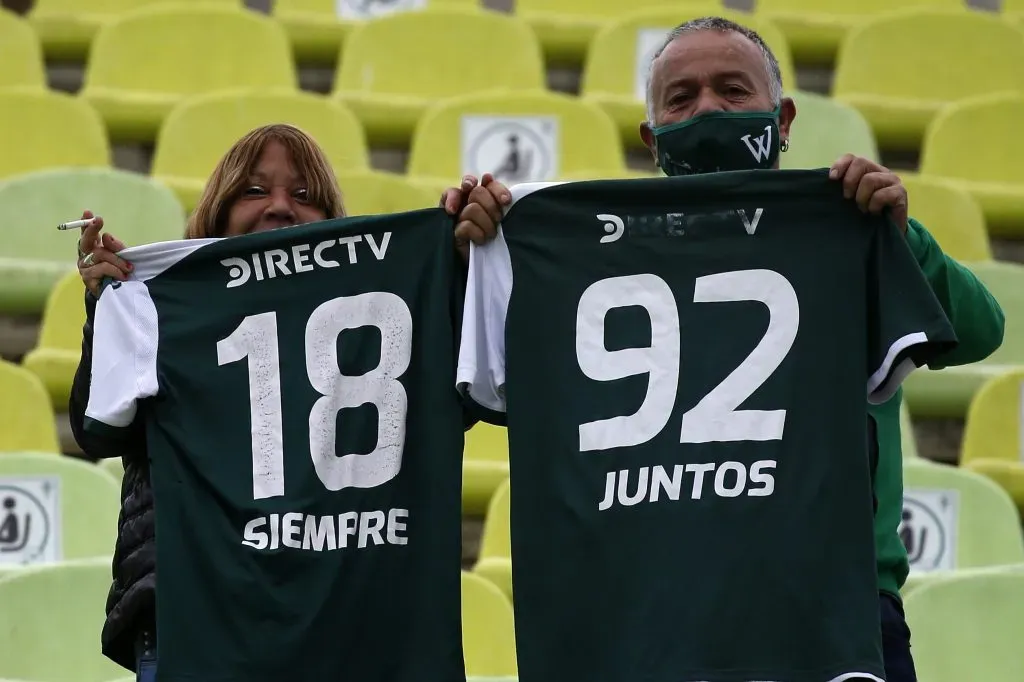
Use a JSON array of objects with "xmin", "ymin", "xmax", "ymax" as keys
[
  {"xmin": 77, "ymin": 210, "xmax": 133, "ymax": 296},
  {"xmin": 440, "ymin": 174, "xmax": 512, "ymax": 261}
]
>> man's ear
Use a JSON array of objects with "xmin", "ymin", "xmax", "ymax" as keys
[
  {"xmin": 778, "ymin": 96, "xmax": 797, "ymax": 145},
  {"xmin": 640, "ymin": 122, "xmax": 659, "ymax": 166}
]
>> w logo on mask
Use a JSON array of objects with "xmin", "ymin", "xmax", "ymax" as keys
[{"xmin": 741, "ymin": 125, "xmax": 773, "ymax": 163}]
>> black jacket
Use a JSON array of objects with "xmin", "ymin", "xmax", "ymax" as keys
[{"xmin": 69, "ymin": 292, "xmax": 155, "ymax": 672}]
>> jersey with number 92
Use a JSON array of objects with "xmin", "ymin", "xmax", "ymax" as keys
[{"xmin": 457, "ymin": 171, "xmax": 957, "ymax": 682}]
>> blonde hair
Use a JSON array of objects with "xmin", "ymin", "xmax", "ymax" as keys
[{"xmin": 186, "ymin": 124, "xmax": 346, "ymax": 239}]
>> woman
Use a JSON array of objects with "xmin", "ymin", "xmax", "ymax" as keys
[{"xmin": 69, "ymin": 123, "xmax": 509, "ymax": 680}]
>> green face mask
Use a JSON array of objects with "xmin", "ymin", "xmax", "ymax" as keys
[{"xmin": 651, "ymin": 107, "xmax": 782, "ymax": 177}]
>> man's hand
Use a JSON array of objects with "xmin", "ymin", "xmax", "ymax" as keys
[
  {"xmin": 440, "ymin": 173, "xmax": 511, "ymax": 261},
  {"xmin": 829, "ymin": 155, "xmax": 908, "ymax": 235}
]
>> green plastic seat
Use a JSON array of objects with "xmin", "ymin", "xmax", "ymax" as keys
[
  {"xmin": 0, "ymin": 167, "xmax": 184, "ymax": 316},
  {"xmin": 901, "ymin": 260, "xmax": 1024, "ymax": 418},
  {"xmin": 899, "ymin": 400, "xmax": 920, "ymax": 460},
  {"xmin": 0, "ymin": 558, "xmax": 124, "ymax": 682},
  {"xmin": 462, "ymin": 422, "xmax": 509, "ymax": 516},
  {"xmin": 900, "ymin": 173, "xmax": 993, "ymax": 262},
  {"xmin": 474, "ymin": 478, "xmax": 512, "ymax": 600},
  {"xmin": 904, "ymin": 567, "xmax": 1024, "ymax": 681},
  {"xmin": 0, "ymin": 361, "xmax": 59, "ymax": 454},
  {"xmin": 97, "ymin": 458, "xmax": 124, "ymax": 486},
  {"xmin": 779, "ymin": 90, "xmax": 879, "ymax": 169},
  {"xmin": 0, "ymin": 9, "xmax": 46, "ymax": 89},
  {"xmin": 461, "ymin": 571, "xmax": 517, "ymax": 677}
]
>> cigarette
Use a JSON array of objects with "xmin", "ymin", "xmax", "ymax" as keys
[{"xmin": 57, "ymin": 218, "xmax": 96, "ymax": 231}]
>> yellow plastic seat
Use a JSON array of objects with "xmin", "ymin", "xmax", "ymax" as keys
[
  {"xmin": 81, "ymin": 5, "xmax": 297, "ymax": 143},
  {"xmin": 152, "ymin": 89, "xmax": 367, "ymax": 212},
  {"xmin": 779, "ymin": 90, "xmax": 878, "ymax": 169},
  {"xmin": 0, "ymin": 167, "xmax": 184, "ymax": 316},
  {"xmin": 0, "ymin": 88, "xmax": 110, "ymax": 182},
  {"xmin": 462, "ymin": 422, "xmax": 509, "ymax": 515},
  {"xmin": 28, "ymin": 0, "xmax": 241, "ymax": 61},
  {"xmin": 336, "ymin": 171, "xmax": 439, "ymax": 216},
  {"xmin": 899, "ymin": 174, "xmax": 992, "ymax": 262},
  {"xmin": 959, "ymin": 369, "xmax": 1024, "ymax": 518},
  {"xmin": 0, "ymin": 452, "xmax": 120, "ymax": 567},
  {"xmin": 757, "ymin": 0, "xmax": 965, "ymax": 66},
  {"xmin": 0, "ymin": 9, "xmax": 46, "ymax": 89},
  {"xmin": 474, "ymin": 478, "xmax": 512, "ymax": 600},
  {"xmin": 333, "ymin": 9, "xmax": 545, "ymax": 147},
  {"xmin": 461, "ymin": 571, "xmax": 517, "ymax": 677},
  {"xmin": 902, "ymin": 260, "xmax": 1024, "ymax": 418},
  {"xmin": 900, "ymin": 401, "xmax": 920, "ymax": 460},
  {"xmin": 0, "ymin": 558, "xmax": 125, "ymax": 682},
  {"xmin": 0, "ymin": 360, "xmax": 59, "ymax": 454},
  {"xmin": 274, "ymin": 0, "xmax": 478, "ymax": 65},
  {"xmin": 919, "ymin": 92, "xmax": 1024, "ymax": 238},
  {"xmin": 904, "ymin": 568, "xmax": 1024, "ymax": 682},
  {"xmin": 408, "ymin": 90, "xmax": 626, "ymax": 188},
  {"xmin": 833, "ymin": 9, "xmax": 1024, "ymax": 152},
  {"xmin": 581, "ymin": 8, "xmax": 794, "ymax": 148},
  {"xmin": 21, "ymin": 273, "xmax": 87, "ymax": 408},
  {"xmin": 98, "ymin": 457, "xmax": 124, "ymax": 484}
]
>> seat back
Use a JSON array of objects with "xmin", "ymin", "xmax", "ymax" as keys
[
  {"xmin": 0, "ymin": 361, "xmax": 59, "ymax": 454},
  {"xmin": 759, "ymin": 0, "xmax": 964, "ymax": 15},
  {"xmin": 0, "ymin": 558, "xmax": 125, "ymax": 682},
  {"xmin": 0, "ymin": 9, "xmax": 45, "ymax": 88},
  {"xmin": 901, "ymin": 175, "xmax": 991, "ymax": 261},
  {"xmin": 464, "ymin": 423, "xmax": 509, "ymax": 467},
  {"xmin": 904, "ymin": 569, "xmax": 1024, "ymax": 682},
  {"xmin": 0, "ymin": 88, "xmax": 110, "ymax": 181},
  {"xmin": 461, "ymin": 571, "xmax": 517, "ymax": 677},
  {"xmin": 34, "ymin": 271, "xmax": 87, "ymax": 355},
  {"xmin": 780, "ymin": 90, "xmax": 878, "ymax": 168},
  {"xmin": 900, "ymin": 401, "xmax": 920, "ymax": 459},
  {"xmin": 335, "ymin": 171, "xmax": 439, "ymax": 216},
  {"xmin": 0, "ymin": 452, "xmax": 120, "ymax": 565},
  {"xmin": 409, "ymin": 90, "xmax": 625, "ymax": 183},
  {"xmin": 83, "ymin": 5, "xmax": 296, "ymax": 96},
  {"xmin": 517, "ymin": 0, "xmax": 692, "ymax": 19},
  {"xmin": 921, "ymin": 92, "xmax": 1024, "ymax": 185},
  {"xmin": 833, "ymin": 10, "xmax": 1024, "ymax": 103},
  {"xmin": 479, "ymin": 478, "xmax": 511, "ymax": 560},
  {"xmin": 960, "ymin": 261, "xmax": 1024, "ymax": 366},
  {"xmin": 276, "ymin": 0, "xmax": 475, "ymax": 19},
  {"xmin": 335, "ymin": 9, "xmax": 544, "ymax": 98},
  {"xmin": 31, "ymin": 0, "xmax": 239, "ymax": 16},
  {"xmin": 962, "ymin": 369, "xmax": 1024, "ymax": 468}
]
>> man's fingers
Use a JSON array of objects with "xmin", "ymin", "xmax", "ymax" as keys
[
  {"xmin": 467, "ymin": 185, "xmax": 503, "ymax": 226},
  {"xmin": 440, "ymin": 188, "xmax": 462, "ymax": 215},
  {"xmin": 866, "ymin": 184, "xmax": 906, "ymax": 216},
  {"xmin": 454, "ymin": 220, "xmax": 486, "ymax": 247},
  {"xmin": 840, "ymin": 157, "xmax": 877, "ymax": 200},
  {"xmin": 480, "ymin": 174, "xmax": 512, "ymax": 205},
  {"xmin": 828, "ymin": 154, "xmax": 856, "ymax": 180},
  {"xmin": 854, "ymin": 172, "xmax": 893, "ymax": 211},
  {"xmin": 458, "ymin": 202, "xmax": 499, "ymax": 241}
]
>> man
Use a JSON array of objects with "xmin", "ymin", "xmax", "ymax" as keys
[{"xmin": 640, "ymin": 17, "xmax": 1005, "ymax": 681}]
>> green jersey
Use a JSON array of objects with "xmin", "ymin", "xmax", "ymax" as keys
[
  {"xmin": 457, "ymin": 170, "xmax": 957, "ymax": 682},
  {"xmin": 85, "ymin": 212, "xmax": 466, "ymax": 682}
]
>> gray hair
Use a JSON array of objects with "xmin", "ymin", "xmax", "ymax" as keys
[{"xmin": 645, "ymin": 16, "xmax": 784, "ymax": 123}]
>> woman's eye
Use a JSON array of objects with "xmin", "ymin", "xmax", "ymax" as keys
[
  {"xmin": 243, "ymin": 186, "xmax": 266, "ymax": 196},
  {"xmin": 293, "ymin": 189, "xmax": 310, "ymax": 202}
]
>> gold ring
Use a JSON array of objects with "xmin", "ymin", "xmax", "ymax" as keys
[{"xmin": 81, "ymin": 253, "xmax": 96, "ymax": 267}]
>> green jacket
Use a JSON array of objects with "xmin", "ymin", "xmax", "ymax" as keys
[{"xmin": 871, "ymin": 218, "xmax": 1005, "ymax": 599}]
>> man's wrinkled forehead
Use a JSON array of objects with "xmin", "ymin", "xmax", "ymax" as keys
[{"xmin": 650, "ymin": 30, "xmax": 770, "ymax": 94}]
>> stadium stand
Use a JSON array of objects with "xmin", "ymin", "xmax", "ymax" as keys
[
  {"xmin": 959, "ymin": 368, "xmax": 1024, "ymax": 516},
  {"xmin": 0, "ymin": 360, "xmax": 59, "ymax": 454},
  {"xmin": 904, "ymin": 567, "xmax": 1024, "ymax": 682},
  {"xmin": 407, "ymin": 90, "xmax": 627, "ymax": 188},
  {"xmin": 80, "ymin": 5, "xmax": 297, "ymax": 143},
  {"xmin": 151, "ymin": 89, "xmax": 368, "ymax": 212},
  {"xmin": 0, "ymin": 167, "xmax": 184, "ymax": 316},
  {"xmin": 462, "ymin": 422, "xmax": 509, "ymax": 516},
  {"xmin": 98, "ymin": 457, "xmax": 124, "ymax": 485},
  {"xmin": 919, "ymin": 92, "xmax": 1024, "ymax": 238},
  {"xmin": 274, "ymin": 0, "xmax": 479, "ymax": 66},
  {"xmin": 832, "ymin": 8, "xmax": 1024, "ymax": 152},
  {"xmin": 580, "ymin": 7, "xmax": 794, "ymax": 147},
  {"xmin": 474, "ymin": 477, "xmax": 512, "ymax": 600},
  {"xmin": 461, "ymin": 570, "xmax": 517, "ymax": 677},
  {"xmin": 900, "ymin": 174, "xmax": 992, "ymax": 262},
  {"xmin": 900, "ymin": 401, "xmax": 920, "ymax": 460},
  {"xmin": 332, "ymin": 9, "xmax": 546, "ymax": 146},
  {"xmin": 20, "ymin": 272, "xmax": 87, "ymax": 408},
  {"xmin": 0, "ymin": 8, "xmax": 45, "ymax": 89},
  {"xmin": 779, "ymin": 90, "xmax": 879, "ymax": 169},
  {"xmin": 27, "ymin": 0, "xmax": 243, "ymax": 61},
  {"xmin": 334, "ymin": 170, "xmax": 440, "ymax": 216}
]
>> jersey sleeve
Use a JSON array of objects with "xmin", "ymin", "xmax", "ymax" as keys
[
  {"xmin": 865, "ymin": 218, "xmax": 959, "ymax": 405},
  {"xmin": 84, "ymin": 280, "xmax": 160, "ymax": 437},
  {"xmin": 456, "ymin": 228, "xmax": 513, "ymax": 422}
]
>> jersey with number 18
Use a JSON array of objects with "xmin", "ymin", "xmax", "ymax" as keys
[
  {"xmin": 85, "ymin": 211, "xmax": 466, "ymax": 682},
  {"xmin": 458, "ymin": 170, "xmax": 957, "ymax": 682}
]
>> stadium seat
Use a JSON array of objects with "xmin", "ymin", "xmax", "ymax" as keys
[
  {"xmin": 904, "ymin": 568, "xmax": 1024, "ymax": 682},
  {"xmin": 474, "ymin": 478, "xmax": 512, "ymax": 600},
  {"xmin": 959, "ymin": 369, "xmax": 1024, "ymax": 517},
  {"xmin": 900, "ymin": 174, "xmax": 992, "ymax": 262},
  {"xmin": 0, "ymin": 361, "xmax": 59, "ymax": 454},
  {"xmin": 81, "ymin": 6, "xmax": 297, "ymax": 143},
  {"xmin": 0, "ymin": 88, "xmax": 110, "ymax": 183},
  {"xmin": 581, "ymin": 8, "xmax": 794, "ymax": 147},
  {"xmin": 0, "ymin": 167, "xmax": 184, "ymax": 316},
  {"xmin": 461, "ymin": 571, "xmax": 517, "ymax": 677},
  {"xmin": 152, "ymin": 89, "xmax": 367, "ymax": 212},
  {"xmin": 408, "ymin": 90, "xmax": 626, "ymax": 188},
  {"xmin": 901, "ymin": 260, "xmax": 1024, "ymax": 418},
  {"xmin": 462, "ymin": 422, "xmax": 509, "ymax": 515},
  {"xmin": 28, "ymin": 0, "xmax": 242, "ymax": 61},
  {"xmin": 756, "ymin": 0, "xmax": 965, "ymax": 66},
  {"xmin": 0, "ymin": 9, "xmax": 46, "ymax": 89},
  {"xmin": 333, "ymin": 9, "xmax": 545, "ymax": 146},
  {"xmin": 900, "ymin": 459, "xmax": 1024, "ymax": 593},
  {"xmin": 0, "ymin": 452, "xmax": 120, "ymax": 567},
  {"xmin": 919, "ymin": 92, "xmax": 1024, "ymax": 238},
  {"xmin": 900, "ymin": 399, "xmax": 920, "ymax": 460},
  {"xmin": 336, "ymin": 171, "xmax": 439, "ymax": 216},
  {"xmin": 98, "ymin": 457, "xmax": 124, "ymax": 484},
  {"xmin": 779, "ymin": 90, "xmax": 879, "ymax": 169},
  {"xmin": 20, "ymin": 272, "xmax": 86, "ymax": 408},
  {"xmin": 0, "ymin": 558, "xmax": 125, "ymax": 682},
  {"xmin": 833, "ymin": 9, "xmax": 1024, "ymax": 152},
  {"xmin": 274, "ymin": 0, "xmax": 478, "ymax": 65}
]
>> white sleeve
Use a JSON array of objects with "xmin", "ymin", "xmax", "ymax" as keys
[
  {"xmin": 456, "ymin": 228, "xmax": 513, "ymax": 414},
  {"xmin": 84, "ymin": 280, "xmax": 160, "ymax": 432}
]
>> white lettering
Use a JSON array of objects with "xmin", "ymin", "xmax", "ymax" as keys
[
  {"xmin": 616, "ymin": 467, "xmax": 649, "ymax": 507},
  {"xmin": 313, "ymin": 240, "xmax": 339, "ymax": 268},
  {"xmin": 339, "ymin": 511, "xmax": 358, "ymax": 548},
  {"xmin": 264, "ymin": 249, "xmax": 291, "ymax": 278},
  {"xmin": 748, "ymin": 460, "xmax": 776, "ymax": 497},
  {"xmin": 686, "ymin": 463, "xmax": 715, "ymax": 500},
  {"xmin": 358, "ymin": 510, "xmax": 386, "ymax": 548},
  {"xmin": 303, "ymin": 515, "xmax": 337, "ymax": 551},
  {"xmin": 282, "ymin": 511, "xmax": 303, "ymax": 548},
  {"xmin": 649, "ymin": 464, "xmax": 683, "ymax": 503},
  {"xmin": 598, "ymin": 470, "xmax": 615, "ymax": 511},
  {"xmin": 242, "ymin": 518, "xmax": 268, "ymax": 549},
  {"xmin": 365, "ymin": 232, "xmax": 392, "ymax": 260},
  {"xmin": 251, "ymin": 252, "xmax": 265, "ymax": 281},
  {"xmin": 269, "ymin": 512, "xmax": 280, "ymax": 550},
  {"xmin": 714, "ymin": 461, "xmax": 746, "ymax": 498},
  {"xmin": 243, "ymin": 510, "xmax": 410, "ymax": 552},
  {"xmin": 338, "ymin": 235, "xmax": 362, "ymax": 264},
  {"xmin": 737, "ymin": 208, "xmax": 763, "ymax": 235},
  {"xmin": 598, "ymin": 460, "xmax": 779, "ymax": 510},
  {"xmin": 292, "ymin": 243, "xmax": 313, "ymax": 273},
  {"xmin": 387, "ymin": 508, "xmax": 409, "ymax": 545}
]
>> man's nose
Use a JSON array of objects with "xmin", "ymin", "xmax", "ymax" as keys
[{"xmin": 691, "ymin": 91, "xmax": 727, "ymax": 118}]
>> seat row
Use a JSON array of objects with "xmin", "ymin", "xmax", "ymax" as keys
[{"xmin": 4, "ymin": 4, "xmax": 1024, "ymax": 153}]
